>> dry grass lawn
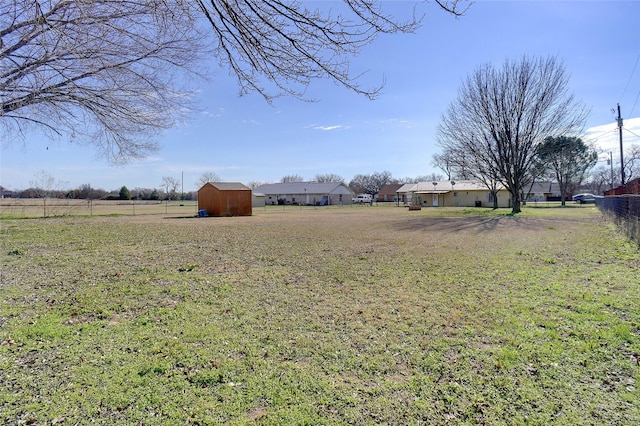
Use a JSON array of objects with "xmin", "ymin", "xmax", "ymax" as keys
[{"xmin": 1, "ymin": 206, "xmax": 638, "ymax": 424}]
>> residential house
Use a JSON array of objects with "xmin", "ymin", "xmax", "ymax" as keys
[
  {"xmin": 524, "ymin": 182, "xmax": 571, "ymax": 202},
  {"xmin": 376, "ymin": 184, "xmax": 403, "ymax": 202},
  {"xmin": 399, "ymin": 180, "xmax": 511, "ymax": 208},
  {"xmin": 254, "ymin": 182, "xmax": 354, "ymax": 206},
  {"xmin": 395, "ymin": 183, "xmax": 415, "ymax": 205}
]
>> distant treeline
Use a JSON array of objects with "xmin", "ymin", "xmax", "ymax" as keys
[{"xmin": 6, "ymin": 187, "xmax": 197, "ymax": 201}]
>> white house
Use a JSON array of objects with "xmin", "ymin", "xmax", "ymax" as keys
[
  {"xmin": 254, "ymin": 182, "xmax": 354, "ymax": 206},
  {"xmin": 524, "ymin": 182, "xmax": 570, "ymax": 202}
]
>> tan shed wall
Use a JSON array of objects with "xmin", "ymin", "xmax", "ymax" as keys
[{"xmin": 198, "ymin": 186, "xmax": 252, "ymax": 217}]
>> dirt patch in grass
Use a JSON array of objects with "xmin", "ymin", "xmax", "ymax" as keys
[{"xmin": 1, "ymin": 206, "xmax": 638, "ymax": 424}]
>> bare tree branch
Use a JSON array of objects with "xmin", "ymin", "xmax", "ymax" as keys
[
  {"xmin": 1, "ymin": 0, "xmax": 207, "ymax": 162},
  {"xmin": 1, "ymin": 0, "xmax": 468, "ymax": 161}
]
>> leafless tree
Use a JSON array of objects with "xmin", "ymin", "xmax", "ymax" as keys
[
  {"xmin": 349, "ymin": 170, "xmax": 394, "ymax": 195},
  {"xmin": 584, "ymin": 166, "xmax": 613, "ymax": 195},
  {"xmin": 314, "ymin": 173, "xmax": 345, "ymax": 183},
  {"xmin": 161, "ymin": 176, "xmax": 180, "ymax": 200},
  {"xmin": 437, "ymin": 56, "xmax": 588, "ymax": 213},
  {"xmin": 29, "ymin": 170, "xmax": 67, "ymax": 198},
  {"xmin": 69, "ymin": 183, "xmax": 105, "ymax": 200},
  {"xmin": 246, "ymin": 180, "xmax": 269, "ymax": 190},
  {"xmin": 431, "ymin": 152, "xmax": 455, "ymax": 180},
  {"xmin": 417, "ymin": 173, "xmax": 444, "ymax": 182},
  {"xmin": 623, "ymin": 144, "xmax": 640, "ymax": 183},
  {"xmin": 196, "ymin": 172, "xmax": 222, "ymax": 188},
  {"xmin": 432, "ymin": 147, "xmax": 476, "ymax": 181},
  {"xmin": 281, "ymin": 174, "xmax": 304, "ymax": 183},
  {"xmin": 397, "ymin": 173, "xmax": 443, "ymax": 184},
  {"xmin": 437, "ymin": 143, "xmax": 502, "ymax": 208},
  {"xmin": 2, "ymin": 0, "xmax": 467, "ymax": 162}
]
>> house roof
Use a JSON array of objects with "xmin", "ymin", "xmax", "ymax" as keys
[
  {"xmin": 396, "ymin": 183, "xmax": 416, "ymax": 193},
  {"xmin": 399, "ymin": 180, "xmax": 506, "ymax": 193},
  {"xmin": 200, "ymin": 182, "xmax": 250, "ymax": 191},
  {"xmin": 254, "ymin": 182, "xmax": 354, "ymax": 195}
]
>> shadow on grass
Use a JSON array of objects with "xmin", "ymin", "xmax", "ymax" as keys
[
  {"xmin": 393, "ymin": 215, "xmax": 538, "ymax": 234},
  {"xmin": 163, "ymin": 215, "xmax": 200, "ymax": 220}
]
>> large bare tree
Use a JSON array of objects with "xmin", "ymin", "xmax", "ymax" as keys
[
  {"xmin": 2, "ymin": 1, "xmax": 467, "ymax": 162},
  {"xmin": 437, "ymin": 56, "xmax": 588, "ymax": 213},
  {"xmin": 1, "ymin": 0, "xmax": 206, "ymax": 162}
]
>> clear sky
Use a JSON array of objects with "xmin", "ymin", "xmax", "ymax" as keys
[{"xmin": 2, "ymin": 0, "xmax": 639, "ymax": 192}]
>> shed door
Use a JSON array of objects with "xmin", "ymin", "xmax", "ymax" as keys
[{"xmin": 432, "ymin": 194, "xmax": 439, "ymax": 207}]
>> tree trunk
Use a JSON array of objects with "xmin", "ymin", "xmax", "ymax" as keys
[
  {"xmin": 511, "ymin": 189, "xmax": 522, "ymax": 214},
  {"xmin": 492, "ymin": 190, "xmax": 499, "ymax": 209},
  {"xmin": 559, "ymin": 178, "xmax": 567, "ymax": 206}
]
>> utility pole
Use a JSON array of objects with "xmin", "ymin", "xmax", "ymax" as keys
[
  {"xmin": 617, "ymin": 104, "xmax": 625, "ymax": 185},
  {"xmin": 609, "ymin": 151, "xmax": 614, "ymax": 190}
]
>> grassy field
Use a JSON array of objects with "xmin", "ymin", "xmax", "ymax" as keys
[{"xmin": 1, "ymin": 206, "xmax": 638, "ymax": 425}]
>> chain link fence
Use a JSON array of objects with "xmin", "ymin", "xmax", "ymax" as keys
[
  {"xmin": 596, "ymin": 195, "xmax": 640, "ymax": 245},
  {"xmin": 0, "ymin": 199, "xmax": 199, "ymax": 218}
]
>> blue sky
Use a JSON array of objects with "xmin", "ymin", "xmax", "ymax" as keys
[{"xmin": 2, "ymin": 0, "xmax": 639, "ymax": 192}]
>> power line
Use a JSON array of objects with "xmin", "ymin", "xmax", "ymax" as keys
[
  {"xmin": 619, "ymin": 53, "xmax": 639, "ymax": 102},
  {"xmin": 583, "ymin": 127, "xmax": 618, "ymax": 145},
  {"xmin": 623, "ymin": 127, "xmax": 640, "ymax": 140},
  {"xmin": 630, "ymin": 90, "xmax": 639, "ymax": 118}
]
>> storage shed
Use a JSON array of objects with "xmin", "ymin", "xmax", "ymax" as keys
[{"xmin": 197, "ymin": 182, "xmax": 252, "ymax": 217}]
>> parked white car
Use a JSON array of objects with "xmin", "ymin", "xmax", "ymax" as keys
[{"xmin": 352, "ymin": 194, "xmax": 373, "ymax": 204}]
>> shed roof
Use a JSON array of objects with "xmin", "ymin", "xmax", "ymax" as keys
[{"xmin": 200, "ymin": 182, "xmax": 250, "ymax": 191}]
